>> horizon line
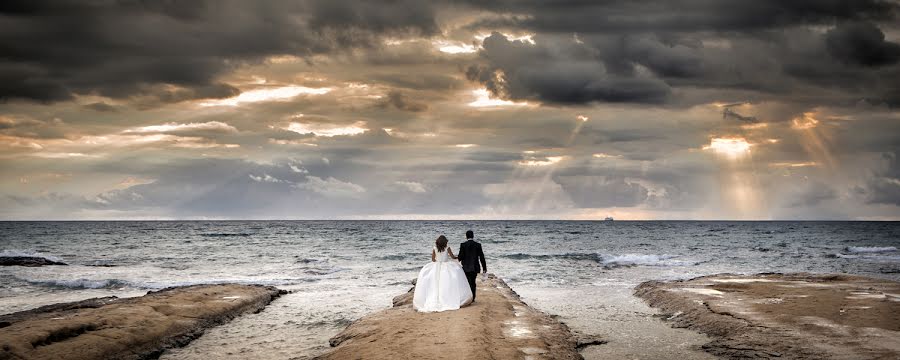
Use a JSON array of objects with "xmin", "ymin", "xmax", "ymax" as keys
[{"xmin": 1, "ymin": 219, "xmax": 897, "ymax": 222}]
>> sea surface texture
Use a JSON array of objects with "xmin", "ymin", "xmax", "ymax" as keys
[{"xmin": 2, "ymin": 221, "xmax": 899, "ymax": 358}]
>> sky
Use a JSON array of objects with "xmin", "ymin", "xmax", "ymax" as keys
[{"xmin": 1, "ymin": 0, "xmax": 900, "ymax": 220}]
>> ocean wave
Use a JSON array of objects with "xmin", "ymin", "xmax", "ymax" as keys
[
  {"xmin": 0, "ymin": 249, "xmax": 64, "ymax": 263},
  {"xmin": 303, "ymin": 267, "xmax": 345, "ymax": 276},
  {"xmin": 600, "ymin": 254, "xmax": 683, "ymax": 268},
  {"xmin": 200, "ymin": 233, "xmax": 253, "ymax": 237},
  {"xmin": 845, "ymin": 246, "xmax": 897, "ymax": 253},
  {"xmin": 20, "ymin": 278, "xmax": 133, "ymax": 289},
  {"xmin": 295, "ymin": 257, "xmax": 328, "ymax": 264},
  {"xmin": 500, "ymin": 252, "xmax": 688, "ymax": 268},
  {"xmin": 501, "ymin": 253, "xmax": 602, "ymax": 262},
  {"xmin": 18, "ymin": 276, "xmax": 312, "ymax": 290}
]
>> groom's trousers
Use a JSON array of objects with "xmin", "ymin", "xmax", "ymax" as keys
[{"xmin": 465, "ymin": 272, "xmax": 478, "ymax": 300}]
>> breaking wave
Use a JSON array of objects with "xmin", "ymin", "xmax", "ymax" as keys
[
  {"xmin": 845, "ymin": 246, "xmax": 897, "ymax": 253},
  {"xmin": 17, "ymin": 276, "xmax": 312, "ymax": 290},
  {"xmin": 500, "ymin": 252, "xmax": 690, "ymax": 268},
  {"xmin": 0, "ymin": 249, "xmax": 64, "ymax": 263}
]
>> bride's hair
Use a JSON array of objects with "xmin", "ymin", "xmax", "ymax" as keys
[{"xmin": 435, "ymin": 235, "xmax": 448, "ymax": 252}]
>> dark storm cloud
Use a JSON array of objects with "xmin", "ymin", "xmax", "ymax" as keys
[
  {"xmin": 82, "ymin": 102, "xmax": 121, "ymax": 113},
  {"xmin": 825, "ymin": 22, "xmax": 900, "ymax": 67},
  {"xmin": 379, "ymin": 91, "xmax": 429, "ymax": 112},
  {"xmin": 466, "ymin": 33, "xmax": 672, "ymax": 104},
  {"xmin": 862, "ymin": 151, "xmax": 900, "ymax": 206},
  {"xmin": 460, "ymin": 1, "xmax": 900, "ymax": 107},
  {"xmin": 2, "ymin": 0, "xmax": 900, "ymax": 220},
  {"xmin": 307, "ymin": 0, "xmax": 439, "ymax": 35},
  {"xmin": 0, "ymin": 0, "xmax": 440, "ymax": 103},
  {"xmin": 461, "ymin": 0, "xmax": 899, "ymax": 33}
]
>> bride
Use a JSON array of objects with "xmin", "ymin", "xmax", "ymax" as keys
[{"xmin": 413, "ymin": 235, "xmax": 473, "ymax": 312}]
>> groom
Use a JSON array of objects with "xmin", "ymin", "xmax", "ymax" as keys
[{"xmin": 457, "ymin": 230, "xmax": 487, "ymax": 301}]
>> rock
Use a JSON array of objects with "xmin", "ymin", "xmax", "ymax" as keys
[
  {"xmin": 391, "ymin": 286, "xmax": 415, "ymax": 307},
  {"xmin": 0, "ymin": 284, "xmax": 286, "ymax": 360},
  {"xmin": 0, "ymin": 256, "xmax": 67, "ymax": 267},
  {"xmin": 635, "ymin": 273, "xmax": 900, "ymax": 359},
  {"xmin": 317, "ymin": 273, "xmax": 583, "ymax": 359},
  {"xmin": 572, "ymin": 332, "xmax": 607, "ymax": 350}
]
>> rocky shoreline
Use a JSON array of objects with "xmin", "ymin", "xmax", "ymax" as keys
[
  {"xmin": 635, "ymin": 273, "xmax": 900, "ymax": 359},
  {"xmin": 318, "ymin": 273, "xmax": 597, "ymax": 359},
  {"xmin": 0, "ymin": 284, "xmax": 286, "ymax": 360}
]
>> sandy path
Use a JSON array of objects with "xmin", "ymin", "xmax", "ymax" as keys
[{"xmin": 317, "ymin": 274, "xmax": 586, "ymax": 359}]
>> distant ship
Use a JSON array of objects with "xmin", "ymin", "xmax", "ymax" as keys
[{"xmin": 604, "ymin": 217, "xmax": 614, "ymax": 221}]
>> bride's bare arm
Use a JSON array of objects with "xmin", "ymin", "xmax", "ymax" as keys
[
  {"xmin": 431, "ymin": 249, "xmax": 436, "ymax": 262},
  {"xmin": 448, "ymin": 247, "xmax": 458, "ymax": 260}
]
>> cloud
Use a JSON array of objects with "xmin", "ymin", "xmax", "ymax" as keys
[
  {"xmin": 395, "ymin": 181, "xmax": 427, "ymax": 193},
  {"xmin": 463, "ymin": 0, "xmax": 899, "ymax": 33},
  {"xmin": 862, "ymin": 151, "xmax": 900, "ymax": 206},
  {"xmin": 124, "ymin": 121, "xmax": 238, "ymax": 135},
  {"xmin": 380, "ymin": 91, "xmax": 428, "ymax": 112},
  {"xmin": 0, "ymin": 0, "xmax": 442, "ymax": 104},
  {"xmin": 249, "ymin": 173, "xmax": 287, "ymax": 183},
  {"xmin": 284, "ymin": 120, "xmax": 368, "ymax": 137},
  {"xmin": 825, "ymin": 21, "xmax": 900, "ymax": 67},
  {"xmin": 556, "ymin": 176, "xmax": 650, "ymax": 208},
  {"xmin": 296, "ymin": 176, "xmax": 366, "ymax": 198},
  {"xmin": 467, "ymin": 33, "xmax": 671, "ymax": 105},
  {"xmin": 2, "ymin": 1, "xmax": 900, "ymax": 220}
]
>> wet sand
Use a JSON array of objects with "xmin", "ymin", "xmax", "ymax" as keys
[
  {"xmin": 0, "ymin": 284, "xmax": 285, "ymax": 360},
  {"xmin": 317, "ymin": 273, "xmax": 591, "ymax": 359},
  {"xmin": 636, "ymin": 273, "xmax": 900, "ymax": 359}
]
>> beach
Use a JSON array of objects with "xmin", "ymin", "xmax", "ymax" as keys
[
  {"xmin": 1, "ymin": 221, "xmax": 899, "ymax": 358},
  {"xmin": 0, "ymin": 271, "xmax": 897, "ymax": 359}
]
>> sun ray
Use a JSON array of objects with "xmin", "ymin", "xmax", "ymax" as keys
[{"xmin": 792, "ymin": 112, "xmax": 836, "ymax": 170}]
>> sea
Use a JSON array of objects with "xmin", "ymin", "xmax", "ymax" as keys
[{"xmin": 2, "ymin": 221, "xmax": 899, "ymax": 358}]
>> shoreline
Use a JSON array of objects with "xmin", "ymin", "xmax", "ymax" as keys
[{"xmin": 2, "ymin": 272, "xmax": 898, "ymax": 359}]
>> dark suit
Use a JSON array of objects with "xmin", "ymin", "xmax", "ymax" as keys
[{"xmin": 457, "ymin": 239, "xmax": 486, "ymax": 300}]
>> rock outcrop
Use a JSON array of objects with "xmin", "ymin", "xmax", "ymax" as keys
[
  {"xmin": 0, "ymin": 256, "xmax": 66, "ymax": 267},
  {"xmin": 635, "ymin": 273, "xmax": 900, "ymax": 359},
  {"xmin": 318, "ymin": 274, "xmax": 589, "ymax": 360},
  {"xmin": 0, "ymin": 284, "xmax": 286, "ymax": 360}
]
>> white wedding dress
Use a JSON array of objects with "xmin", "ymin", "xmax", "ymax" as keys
[{"xmin": 413, "ymin": 246, "xmax": 473, "ymax": 312}]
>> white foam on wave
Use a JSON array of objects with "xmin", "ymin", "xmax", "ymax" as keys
[
  {"xmin": 0, "ymin": 249, "xmax": 64, "ymax": 263},
  {"xmin": 601, "ymin": 254, "xmax": 684, "ymax": 267},
  {"xmin": 17, "ymin": 276, "xmax": 305, "ymax": 290},
  {"xmin": 24, "ymin": 278, "xmax": 132, "ymax": 289},
  {"xmin": 846, "ymin": 246, "xmax": 897, "ymax": 253}
]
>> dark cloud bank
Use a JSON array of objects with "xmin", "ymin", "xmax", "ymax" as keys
[{"xmin": 1, "ymin": 0, "xmax": 900, "ymax": 219}]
